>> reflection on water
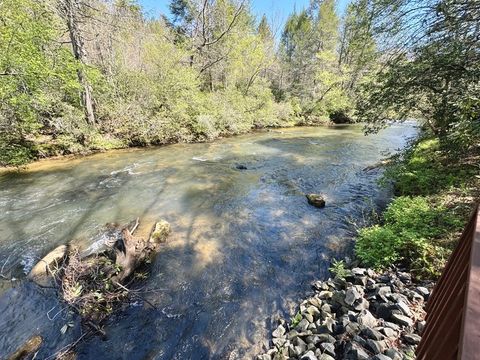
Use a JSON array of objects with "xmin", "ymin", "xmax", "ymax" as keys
[{"xmin": 0, "ymin": 124, "xmax": 417, "ymax": 359}]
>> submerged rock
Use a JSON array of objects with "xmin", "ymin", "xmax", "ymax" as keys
[
  {"xmin": 235, "ymin": 164, "xmax": 248, "ymax": 170},
  {"xmin": 306, "ymin": 194, "xmax": 326, "ymax": 208}
]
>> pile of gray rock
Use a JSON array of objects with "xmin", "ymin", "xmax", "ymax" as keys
[{"xmin": 258, "ymin": 267, "xmax": 433, "ymax": 360}]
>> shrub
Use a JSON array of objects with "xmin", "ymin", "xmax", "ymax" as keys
[
  {"xmin": 329, "ymin": 259, "xmax": 348, "ymax": 279},
  {"xmin": 384, "ymin": 137, "xmax": 476, "ymax": 196},
  {"xmin": 192, "ymin": 115, "xmax": 220, "ymax": 141},
  {"xmin": 355, "ymin": 196, "xmax": 464, "ymax": 277},
  {"xmin": 356, "ymin": 225, "xmax": 401, "ymax": 268},
  {"xmin": 329, "ymin": 110, "xmax": 352, "ymax": 124},
  {"xmin": 384, "ymin": 197, "xmax": 463, "ymax": 238}
]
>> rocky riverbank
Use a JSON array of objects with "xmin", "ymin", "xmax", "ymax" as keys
[{"xmin": 258, "ymin": 265, "xmax": 433, "ymax": 360}]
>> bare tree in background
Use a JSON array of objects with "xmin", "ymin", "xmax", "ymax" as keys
[{"xmin": 59, "ymin": 0, "xmax": 96, "ymax": 126}]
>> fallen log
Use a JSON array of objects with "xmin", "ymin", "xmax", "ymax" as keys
[
  {"xmin": 363, "ymin": 158, "xmax": 393, "ymax": 172},
  {"xmin": 27, "ymin": 245, "xmax": 68, "ymax": 286}
]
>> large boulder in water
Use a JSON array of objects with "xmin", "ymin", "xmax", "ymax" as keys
[
  {"xmin": 306, "ymin": 194, "xmax": 326, "ymax": 208},
  {"xmin": 149, "ymin": 220, "xmax": 171, "ymax": 244}
]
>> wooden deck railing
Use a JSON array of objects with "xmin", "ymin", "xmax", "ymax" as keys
[{"xmin": 416, "ymin": 205, "xmax": 480, "ymax": 360}]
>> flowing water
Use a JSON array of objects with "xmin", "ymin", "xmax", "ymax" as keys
[{"xmin": 0, "ymin": 124, "xmax": 417, "ymax": 359}]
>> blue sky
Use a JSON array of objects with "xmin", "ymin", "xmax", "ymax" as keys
[{"xmin": 139, "ymin": 1, "xmax": 350, "ymax": 34}]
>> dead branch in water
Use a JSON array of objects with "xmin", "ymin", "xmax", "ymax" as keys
[
  {"xmin": 42, "ymin": 219, "xmax": 170, "ymax": 325},
  {"xmin": 129, "ymin": 217, "xmax": 140, "ymax": 234},
  {"xmin": 43, "ymin": 330, "xmax": 92, "ymax": 360}
]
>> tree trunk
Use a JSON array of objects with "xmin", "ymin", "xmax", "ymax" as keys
[{"xmin": 61, "ymin": 0, "xmax": 96, "ymax": 126}]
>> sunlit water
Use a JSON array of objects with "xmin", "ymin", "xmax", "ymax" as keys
[{"xmin": 0, "ymin": 124, "xmax": 417, "ymax": 359}]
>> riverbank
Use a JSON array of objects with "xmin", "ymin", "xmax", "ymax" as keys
[
  {"xmin": 258, "ymin": 134, "xmax": 479, "ymax": 359},
  {"xmin": 258, "ymin": 264, "xmax": 431, "ymax": 360},
  {"xmin": 0, "ymin": 121, "xmax": 344, "ymax": 171},
  {"xmin": 356, "ymin": 135, "xmax": 479, "ymax": 279}
]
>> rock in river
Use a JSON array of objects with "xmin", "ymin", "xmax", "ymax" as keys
[
  {"xmin": 235, "ymin": 164, "xmax": 248, "ymax": 170},
  {"xmin": 306, "ymin": 194, "xmax": 326, "ymax": 208},
  {"xmin": 149, "ymin": 220, "xmax": 171, "ymax": 243}
]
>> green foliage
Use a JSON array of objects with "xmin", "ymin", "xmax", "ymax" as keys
[
  {"xmin": 357, "ymin": 0, "xmax": 479, "ymax": 138},
  {"xmin": 356, "ymin": 225, "xmax": 401, "ymax": 268},
  {"xmin": 0, "ymin": 140, "xmax": 36, "ymax": 167},
  {"xmin": 360, "ymin": 135, "xmax": 479, "ymax": 278},
  {"xmin": 0, "ymin": 0, "xmax": 306, "ymax": 166},
  {"xmin": 384, "ymin": 138, "xmax": 477, "ymax": 196},
  {"xmin": 0, "ymin": 0, "xmax": 82, "ymax": 166},
  {"xmin": 329, "ymin": 259, "xmax": 348, "ymax": 279},
  {"xmin": 356, "ymin": 196, "xmax": 463, "ymax": 276},
  {"xmin": 290, "ymin": 311, "xmax": 302, "ymax": 328},
  {"xmin": 277, "ymin": 0, "xmax": 377, "ymax": 120},
  {"xmin": 0, "ymin": 0, "xmax": 387, "ymax": 166}
]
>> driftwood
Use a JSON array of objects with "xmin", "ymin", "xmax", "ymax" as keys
[
  {"xmin": 112, "ymin": 219, "xmax": 170, "ymax": 283},
  {"xmin": 29, "ymin": 219, "xmax": 170, "ymax": 285},
  {"xmin": 7, "ymin": 335, "xmax": 42, "ymax": 360},
  {"xmin": 28, "ymin": 218, "xmax": 170, "ymax": 323},
  {"xmin": 363, "ymin": 158, "xmax": 393, "ymax": 172},
  {"xmin": 28, "ymin": 245, "xmax": 68, "ymax": 286}
]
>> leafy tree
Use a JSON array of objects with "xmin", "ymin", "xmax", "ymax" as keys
[
  {"xmin": 280, "ymin": 10, "xmax": 317, "ymax": 102},
  {"xmin": 356, "ymin": 0, "xmax": 480, "ymax": 142},
  {"xmin": 58, "ymin": 0, "xmax": 96, "ymax": 125},
  {"xmin": 278, "ymin": 1, "xmax": 356, "ymax": 121},
  {"xmin": 339, "ymin": 0, "xmax": 377, "ymax": 95},
  {"xmin": 0, "ymin": 0, "xmax": 80, "ymax": 165}
]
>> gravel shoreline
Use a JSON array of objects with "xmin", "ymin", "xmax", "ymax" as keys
[{"xmin": 258, "ymin": 264, "xmax": 433, "ymax": 360}]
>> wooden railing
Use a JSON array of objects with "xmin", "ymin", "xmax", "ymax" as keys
[{"xmin": 416, "ymin": 205, "xmax": 480, "ymax": 360}]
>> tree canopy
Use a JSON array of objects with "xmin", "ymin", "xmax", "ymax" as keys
[{"xmin": 0, "ymin": 0, "xmax": 478, "ymax": 166}]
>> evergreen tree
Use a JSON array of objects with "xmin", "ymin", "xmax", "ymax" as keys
[{"xmin": 257, "ymin": 15, "xmax": 273, "ymax": 42}]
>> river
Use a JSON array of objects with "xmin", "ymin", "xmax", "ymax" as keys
[{"xmin": 0, "ymin": 124, "xmax": 417, "ymax": 359}]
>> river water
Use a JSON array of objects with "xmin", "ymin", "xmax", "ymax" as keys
[{"xmin": 0, "ymin": 124, "xmax": 417, "ymax": 359}]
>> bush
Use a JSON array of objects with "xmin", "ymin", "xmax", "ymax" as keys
[
  {"xmin": 384, "ymin": 197, "xmax": 463, "ymax": 238},
  {"xmin": 384, "ymin": 138, "xmax": 475, "ymax": 196},
  {"xmin": 0, "ymin": 140, "xmax": 35, "ymax": 167},
  {"xmin": 192, "ymin": 115, "xmax": 220, "ymax": 141},
  {"xmin": 355, "ymin": 196, "xmax": 464, "ymax": 277},
  {"xmin": 356, "ymin": 225, "xmax": 401, "ymax": 268},
  {"xmin": 329, "ymin": 110, "xmax": 352, "ymax": 124}
]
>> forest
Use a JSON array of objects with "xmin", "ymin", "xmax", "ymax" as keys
[
  {"xmin": 1, "ymin": 0, "xmax": 477, "ymax": 166},
  {"xmin": 1, "ymin": 1, "xmax": 480, "ymax": 358}
]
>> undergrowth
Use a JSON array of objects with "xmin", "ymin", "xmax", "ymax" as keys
[{"xmin": 355, "ymin": 134, "xmax": 479, "ymax": 278}]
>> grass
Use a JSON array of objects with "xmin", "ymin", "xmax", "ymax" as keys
[{"xmin": 355, "ymin": 135, "xmax": 480, "ymax": 278}]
